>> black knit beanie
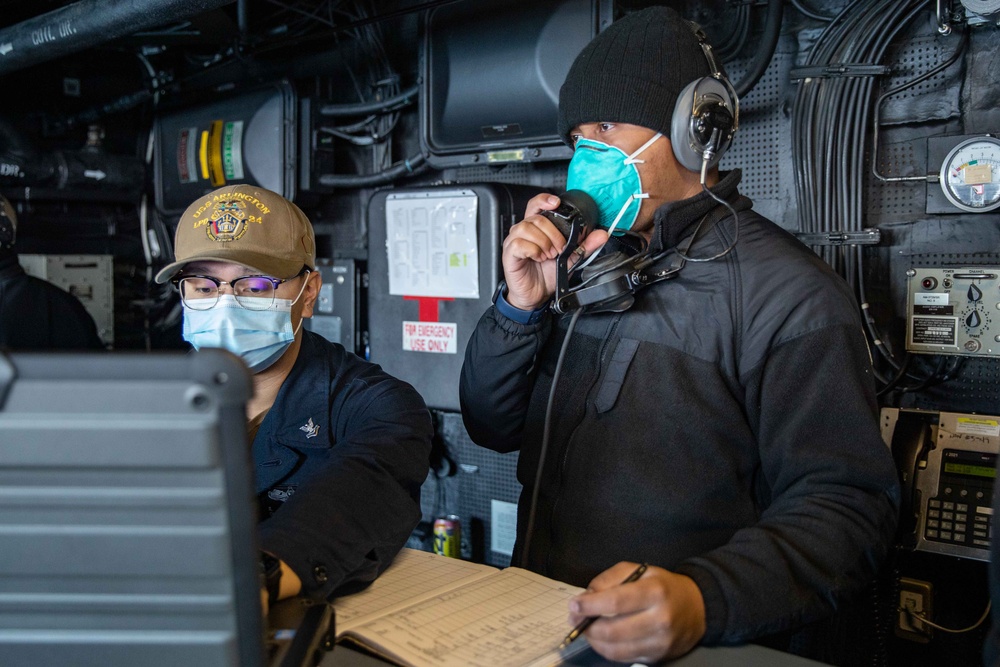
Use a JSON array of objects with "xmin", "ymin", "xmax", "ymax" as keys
[{"xmin": 557, "ymin": 5, "xmax": 714, "ymax": 145}]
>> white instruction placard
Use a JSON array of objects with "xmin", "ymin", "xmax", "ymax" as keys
[
  {"xmin": 915, "ymin": 293, "xmax": 949, "ymax": 306},
  {"xmin": 490, "ymin": 499, "xmax": 518, "ymax": 556},
  {"xmin": 956, "ymin": 417, "xmax": 1000, "ymax": 437},
  {"xmin": 386, "ymin": 190, "xmax": 479, "ymax": 299}
]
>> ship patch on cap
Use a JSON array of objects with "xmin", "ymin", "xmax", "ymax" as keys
[
  {"xmin": 206, "ymin": 200, "xmax": 250, "ymax": 242},
  {"xmin": 191, "ymin": 190, "xmax": 273, "ymax": 243}
]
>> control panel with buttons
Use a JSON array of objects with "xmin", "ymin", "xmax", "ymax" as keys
[
  {"xmin": 922, "ymin": 453, "xmax": 994, "ymax": 554},
  {"xmin": 906, "ymin": 266, "xmax": 1000, "ymax": 357},
  {"xmin": 915, "ymin": 412, "xmax": 1000, "ymax": 562}
]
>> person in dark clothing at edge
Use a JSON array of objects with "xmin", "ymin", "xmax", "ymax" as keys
[
  {"xmin": 154, "ymin": 184, "xmax": 433, "ymax": 614},
  {"xmin": 459, "ymin": 6, "xmax": 900, "ymax": 664},
  {"xmin": 0, "ymin": 193, "xmax": 103, "ymax": 350}
]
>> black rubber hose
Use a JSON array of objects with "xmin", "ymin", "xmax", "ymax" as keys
[
  {"xmin": 316, "ymin": 153, "xmax": 426, "ymax": 187},
  {"xmin": 733, "ymin": 0, "xmax": 784, "ymax": 99},
  {"xmin": 0, "ymin": 0, "xmax": 235, "ymax": 76},
  {"xmin": 317, "ymin": 85, "xmax": 419, "ymax": 117}
]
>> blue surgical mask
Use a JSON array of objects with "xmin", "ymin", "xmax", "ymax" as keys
[
  {"xmin": 565, "ymin": 132, "xmax": 662, "ymax": 235},
  {"xmin": 182, "ymin": 294, "xmax": 303, "ymax": 373}
]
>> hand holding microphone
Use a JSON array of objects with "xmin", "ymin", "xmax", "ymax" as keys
[
  {"xmin": 538, "ymin": 189, "xmax": 598, "ymax": 240},
  {"xmin": 501, "ymin": 190, "xmax": 607, "ymax": 312}
]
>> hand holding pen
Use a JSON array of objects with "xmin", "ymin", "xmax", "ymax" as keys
[
  {"xmin": 559, "ymin": 562, "xmax": 706, "ymax": 663},
  {"xmin": 559, "ymin": 562, "xmax": 648, "ymax": 649}
]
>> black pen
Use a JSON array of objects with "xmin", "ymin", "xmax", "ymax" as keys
[{"xmin": 559, "ymin": 562, "xmax": 649, "ymax": 650}]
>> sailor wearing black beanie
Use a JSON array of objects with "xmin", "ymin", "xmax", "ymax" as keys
[{"xmin": 460, "ymin": 5, "xmax": 899, "ymax": 667}]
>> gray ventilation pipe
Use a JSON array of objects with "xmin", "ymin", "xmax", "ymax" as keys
[{"xmin": 0, "ymin": 0, "xmax": 235, "ymax": 76}]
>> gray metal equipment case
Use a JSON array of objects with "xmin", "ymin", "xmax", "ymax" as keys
[{"xmin": 0, "ymin": 350, "xmax": 266, "ymax": 667}]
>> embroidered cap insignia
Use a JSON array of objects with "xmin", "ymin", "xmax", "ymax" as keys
[{"xmin": 207, "ymin": 199, "xmax": 249, "ymax": 242}]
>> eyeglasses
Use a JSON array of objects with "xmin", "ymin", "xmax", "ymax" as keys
[{"xmin": 172, "ymin": 271, "xmax": 306, "ymax": 311}]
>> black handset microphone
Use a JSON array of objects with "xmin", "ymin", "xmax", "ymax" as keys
[
  {"xmin": 540, "ymin": 189, "xmax": 596, "ymax": 243},
  {"xmin": 539, "ymin": 189, "xmax": 685, "ymax": 315},
  {"xmin": 543, "ymin": 190, "xmax": 631, "ymax": 313}
]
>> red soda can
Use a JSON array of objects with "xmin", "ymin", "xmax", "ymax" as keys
[{"xmin": 433, "ymin": 515, "xmax": 461, "ymax": 558}]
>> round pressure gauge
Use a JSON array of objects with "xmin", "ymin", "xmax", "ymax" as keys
[{"xmin": 939, "ymin": 136, "xmax": 1000, "ymax": 213}]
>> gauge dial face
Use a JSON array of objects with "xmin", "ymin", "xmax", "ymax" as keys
[{"xmin": 939, "ymin": 136, "xmax": 1000, "ymax": 213}]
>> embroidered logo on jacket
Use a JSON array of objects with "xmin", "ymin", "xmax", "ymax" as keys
[
  {"xmin": 267, "ymin": 486, "xmax": 296, "ymax": 503},
  {"xmin": 299, "ymin": 418, "xmax": 320, "ymax": 439}
]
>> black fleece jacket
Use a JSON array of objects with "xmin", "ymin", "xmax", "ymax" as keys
[{"xmin": 459, "ymin": 171, "xmax": 900, "ymax": 645}]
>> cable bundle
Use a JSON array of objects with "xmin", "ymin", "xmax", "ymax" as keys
[{"xmin": 791, "ymin": 0, "xmax": 927, "ymax": 289}]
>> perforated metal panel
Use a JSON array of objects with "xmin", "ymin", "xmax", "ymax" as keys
[
  {"xmin": 865, "ymin": 29, "xmax": 964, "ymax": 223},
  {"xmin": 879, "ymin": 34, "xmax": 963, "ymax": 125},
  {"xmin": 412, "ymin": 411, "xmax": 522, "ymax": 568},
  {"xmin": 864, "ymin": 21, "xmax": 1000, "ymax": 415},
  {"xmin": 719, "ymin": 39, "xmax": 797, "ymax": 230}
]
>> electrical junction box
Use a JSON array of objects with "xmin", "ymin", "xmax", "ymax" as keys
[
  {"xmin": 896, "ymin": 577, "xmax": 933, "ymax": 642},
  {"xmin": 906, "ymin": 266, "xmax": 1000, "ymax": 357},
  {"xmin": 366, "ymin": 183, "xmax": 545, "ymax": 411},
  {"xmin": 304, "ymin": 258, "xmax": 363, "ymax": 356}
]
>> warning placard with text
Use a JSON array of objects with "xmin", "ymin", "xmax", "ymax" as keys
[{"xmin": 402, "ymin": 321, "xmax": 457, "ymax": 354}]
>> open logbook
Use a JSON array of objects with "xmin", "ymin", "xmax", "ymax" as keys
[{"xmin": 331, "ymin": 548, "xmax": 592, "ymax": 667}]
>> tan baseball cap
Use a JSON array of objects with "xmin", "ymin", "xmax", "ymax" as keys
[{"xmin": 154, "ymin": 184, "xmax": 316, "ymax": 283}]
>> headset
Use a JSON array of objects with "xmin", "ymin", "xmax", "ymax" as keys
[
  {"xmin": 670, "ymin": 22, "xmax": 740, "ymax": 176},
  {"xmin": 0, "ymin": 196, "xmax": 15, "ymax": 250},
  {"xmin": 545, "ymin": 191, "xmax": 729, "ymax": 315}
]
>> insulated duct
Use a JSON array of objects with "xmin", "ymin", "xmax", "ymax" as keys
[{"xmin": 0, "ymin": 0, "xmax": 235, "ymax": 76}]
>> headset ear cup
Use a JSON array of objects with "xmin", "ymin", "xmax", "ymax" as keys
[
  {"xmin": 670, "ymin": 79, "xmax": 702, "ymax": 172},
  {"xmin": 670, "ymin": 77, "xmax": 736, "ymax": 173}
]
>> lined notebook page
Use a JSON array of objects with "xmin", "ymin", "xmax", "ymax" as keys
[
  {"xmin": 340, "ymin": 566, "xmax": 589, "ymax": 667},
  {"xmin": 333, "ymin": 548, "xmax": 498, "ymax": 632}
]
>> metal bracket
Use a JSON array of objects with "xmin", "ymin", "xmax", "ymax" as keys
[
  {"xmin": 790, "ymin": 64, "xmax": 891, "ymax": 80},
  {"xmin": 794, "ymin": 228, "xmax": 882, "ymax": 246}
]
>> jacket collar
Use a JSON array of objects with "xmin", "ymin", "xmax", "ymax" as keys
[{"xmin": 649, "ymin": 169, "xmax": 752, "ymax": 254}]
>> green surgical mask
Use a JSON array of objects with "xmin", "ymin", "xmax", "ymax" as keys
[{"xmin": 565, "ymin": 132, "xmax": 661, "ymax": 235}]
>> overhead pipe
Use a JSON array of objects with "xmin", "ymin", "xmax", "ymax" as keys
[
  {"xmin": 0, "ymin": 117, "xmax": 144, "ymax": 195},
  {"xmin": 0, "ymin": 0, "xmax": 235, "ymax": 76}
]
